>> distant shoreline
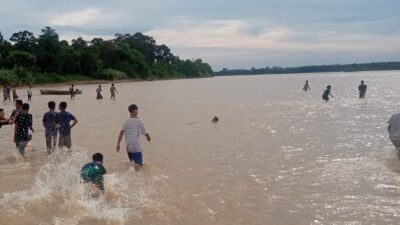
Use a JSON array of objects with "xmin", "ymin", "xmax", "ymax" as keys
[
  {"xmin": 28, "ymin": 76, "xmax": 212, "ymax": 88},
  {"xmin": 215, "ymin": 61, "xmax": 400, "ymax": 76}
]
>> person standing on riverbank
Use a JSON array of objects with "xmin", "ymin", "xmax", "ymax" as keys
[
  {"xmin": 15, "ymin": 103, "xmax": 34, "ymax": 156},
  {"xmin": 27, "ymin": 85, "xmax": 33, "ymax": 101},
  {"xmin": 96, "ymin": 85, "xmax": 103, "ymax": 99},
  {"xmin": 110, "ymin": 83, "xmax": 117, "ymax": 99},
  {"xmin": 303, "ymin": 80, "xmax": 311, "ymax": 91},
  {"xmin": 322, "ymin": 85, "xmax": 333, "ymax": 101},
  {"xmin": 12, "ymin": 86, "xmax": 18, "ymax": 102},
  {"xmin": 57, "ymin": 101, "xmax": 78, "ymax": 151},
  {"xmin": 43, "ymin": 101, "xmax": 58, "ymax": 154},
  {"xmin": 358, "ymin": 80, "xmax": 367, "ymax": 99},
  {"xmin": 69, "ymin": 84, "xmax": 75, "ymax": 100},
  {"xmin": 116, "ymin": 104, "xmax": 151, "ymax": 171}
]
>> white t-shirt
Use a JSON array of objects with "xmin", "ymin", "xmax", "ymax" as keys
[
  {"xmin": 123, "ymin": 118, "xmax": 147, "ymax": 153},
  {"xmin": 27, "ymin": 89, "xmax": 32, "ymax": 96},
  {"xmin": 388, "ymin": 113, "xmax": 400, "ymax": 141}
]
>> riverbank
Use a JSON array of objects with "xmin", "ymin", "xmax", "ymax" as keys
[{"xmin": 0, "ymin": 68, "xmax": 213, "ymax": 88}]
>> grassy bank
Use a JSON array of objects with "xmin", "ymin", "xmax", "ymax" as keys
[
  {"xmin": 0, "ymin": 69, "xmax": 92, "ymax": 86},
  {"xmin": 0, "ymin": 68, "xmax": 213, "ymax": 87}
]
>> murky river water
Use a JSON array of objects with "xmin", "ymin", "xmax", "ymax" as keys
[{"xmin": 1, "ymin": 70, "xmax": 400, "ymax": 225}]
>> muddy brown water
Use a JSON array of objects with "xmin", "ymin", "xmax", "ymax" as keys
[{"xmin": 1, "ymin": 71, "xmax": 400, "ymax": 225}]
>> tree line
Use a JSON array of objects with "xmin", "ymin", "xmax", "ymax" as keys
[
  {"xmin": 215, "ymin": 62, "xmax": 400, "ymax": 76},
  {"xmin": 0, "ymin": 27, "xmax": 213, "ymax": 85}
]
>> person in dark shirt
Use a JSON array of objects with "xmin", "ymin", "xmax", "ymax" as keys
[
  {"xmin": 81, "ymin": 153, "xmax": 107, "ymax": 195},
  {"xmin": 6, "ymin": 85, "xmax": 11, "ymax": 102},
  {"xmin": 322, "ymin": 85, "xmax": 333, "ymax": 102},
  {"xmin": 358, "ymin": 80, "xmax": 367, "ymax": 99},
  {"xmin": 69, "ymin": 84, "xmax": 75, "ymax": 100},
  {"xmin": 57, "ymin": 101, "xmax": 78, "ymax": 151},
  {"xmin": 0, "ymin": 108, "xmax": 11, "ymax": 129},
  {"xmin": 96, "ymin": 85, "xmax": 103, "ymax": 99},
  {"xmin": 303, "ymin": 80, "xmax": 311, "ymax": 91},
  {"xmin": 42, "ymin": 101, "xmax": 58, "ymax": 154},
  {"xmin": 15, "ymin": 103, "xmax": 34, "ymax": 156}
]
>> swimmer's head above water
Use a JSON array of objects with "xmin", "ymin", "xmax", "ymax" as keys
[{"xmin": 212, "ymin": 116, "xmax": 219, "ymax": 123}]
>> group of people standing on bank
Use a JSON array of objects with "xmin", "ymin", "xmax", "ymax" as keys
[{"xmin": 302, "ymin": 80, "xmax": 367, "ymax": 101}]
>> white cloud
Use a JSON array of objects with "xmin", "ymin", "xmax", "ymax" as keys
[
  {"xmin": 49, "ymin": 9, "xmax": 112, "ymax": 27},
  {"xmin": 148, "ymin": 19, "xmax": 400, "ymax": 54},
  {"xmin": 57, "ymin": 32, "xmax": 114, "ymax": 42}
]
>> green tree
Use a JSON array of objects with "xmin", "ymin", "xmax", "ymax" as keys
[
  {"xmin": 9, "ymin": 50, "xmax": 36, "ymax": 68},
  {"xmin": 36, "ymin": 26, "xmax": 62, "ymax": 73},
  {"xmin": 9, "ymin": 30, "xmax": 36, "ymax": 52}
]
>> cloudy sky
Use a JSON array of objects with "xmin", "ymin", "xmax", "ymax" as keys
[{"xmin": 0, "ymin": 0, "xmax": 399, "ymax": 70}]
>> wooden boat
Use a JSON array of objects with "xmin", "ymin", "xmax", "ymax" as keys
[{"xmin": 40, "ymin": 89, "xmax": 83, "ymax": 95}]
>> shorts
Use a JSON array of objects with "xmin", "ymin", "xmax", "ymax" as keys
[
  {"xmin": 45, "ymin": 130, "xmax": 58, "ymax": 151},
  {"xmin": 59, "ymin": 134, "xmax": 72, "ymax": 148},
  {"xmin": 127, "ymin": 152, "xmax": 143, "ymax": 165}
]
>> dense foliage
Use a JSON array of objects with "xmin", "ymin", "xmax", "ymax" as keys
[
  {"xmin": 0, "ymin": 27, "xmax": 213, "ymax": 84},
  {"xmin": 215, "ymin": 62, "xmax": 400, "ymax": 76}
]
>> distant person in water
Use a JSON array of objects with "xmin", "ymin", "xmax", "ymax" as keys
[
  {"xmin": 110, "ymin": 83, "xmax": 118, "ymax": 99},
  {"xmin": 96, "ymin": 85, "xmax": 103, "ymax": 99},
  {"xmin": 69, "ymin": 84, "xmax": 75, "ymax": 100},
  {"xmin": 15, "ymin": 103, "xmax": 34, "ymax": 156},
  {"xmin": 57, "ymin": 101, "xmax": 78, "ymax": 151},
  {"xmin": 12, "ymin": 85, "xmax": 18, "ymax": 102},
  {"xmin": 303, "ymin": 80, "xmax": 311, "ymax": 91},
  {"xmin": 2, "ymin": 85, "xmax": 8, "ymax": 102},
  {"xmin": 388, "ymin": 113, "xmax": 400, "ymax": 155},
  {"xmin": 116, "ymin": 104, "xmax": 151, "ymax": 171},
  {"xmin": 6, "ymin": 85, "xmax": 11, "ymax": 102},
  {"xmin": 80, "ymin": 153, "xmax": 107, "ymax": 195},
  {"xmin": 212, "ymin": 116, "xmax": 219, "ymax": 123},
  {"xmin": 358, "ymin": 80, "xmax": 367, "ymax": 99},
  {"xmin": 0, "ymin": 108, "xmax": 11, "ymax": 129},
  {"xmin": 42, "ymin": 101, "xmax": 59, "ymax": 154},
  {"xmin": 322, "ymin": 85, "xmax": 333, "ymax": 101},
  {"xmin": 27, "ymin": 85, "xmax": 33, "ymax": 101}
]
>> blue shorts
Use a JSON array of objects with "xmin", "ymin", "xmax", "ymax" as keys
[{"xmin": 127, "ymin": 152, "xmax": 143, "ymax": 165}]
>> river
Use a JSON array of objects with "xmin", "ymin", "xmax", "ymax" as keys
[{"xmin": 1, "ymin": 70, "xmax": 400, "ymax": 225}]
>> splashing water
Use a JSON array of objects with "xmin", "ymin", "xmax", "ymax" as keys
[{"xmin": 0, "ymin": 149, "xmax": 172, "ymax": 225}]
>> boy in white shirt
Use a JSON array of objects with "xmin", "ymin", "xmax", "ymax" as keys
[
  {"xmin": 116, "ymin": 104, "xmax": 151, "ymax": 171},
  {"xmin": 27, "ymin": 85, "xmax": 33, "ymax": 101}
]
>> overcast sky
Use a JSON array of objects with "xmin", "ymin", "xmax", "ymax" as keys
[{"xmin": 1, "ymin": 0, "xmax": 399, "ymax": 70}]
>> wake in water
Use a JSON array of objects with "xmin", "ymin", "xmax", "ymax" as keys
[{"xmin": 0, "ymin": 149, "xmax": 174, "ymax": 225}]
